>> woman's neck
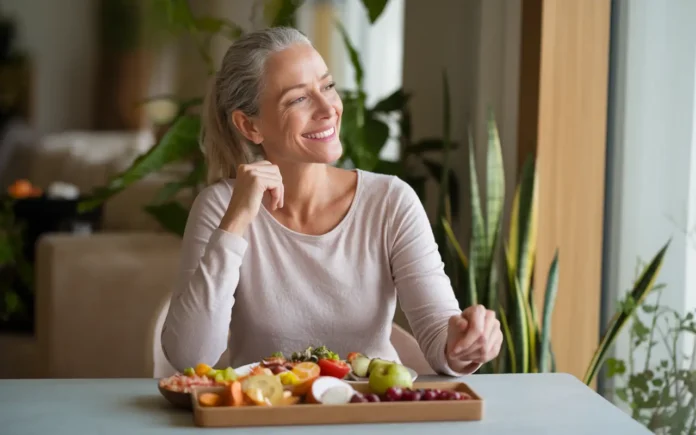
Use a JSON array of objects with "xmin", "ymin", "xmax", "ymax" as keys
[{"xmin": 273, "ymin": 162, "xmax": 331, "ymax": 219}]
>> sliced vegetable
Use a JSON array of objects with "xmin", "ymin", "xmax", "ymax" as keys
[{"xmin": 318, "ymin": 359, "xmax": 351, "ymax": 379}]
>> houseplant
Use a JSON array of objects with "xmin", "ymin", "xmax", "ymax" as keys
[{"xmin": 604, "ymin": 282, "xmax": 696, "ymax": 433}]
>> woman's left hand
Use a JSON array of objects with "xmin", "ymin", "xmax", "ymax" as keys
[{"xmin": 445, "ymin": 304, "xmax": 503, "ymax": 373}]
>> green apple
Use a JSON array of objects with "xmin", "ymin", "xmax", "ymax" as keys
[
  {"xmin": 205, "ymin": 368, "xmax": 219, "ymax": 379},
  {"xmin": 183, "ymin": 367, "xmax": 195, "ymax": 377},
  {"xmin": 367, "ymin": 358, "xmax": 392, "ymax": 376},
  {"xmin": 368, "ymin": 363, "xmax": 413, "ymax": 395}
]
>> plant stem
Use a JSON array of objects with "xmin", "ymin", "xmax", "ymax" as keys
[{"xmin": 644, "ymin": 287, "xmax": 664, "ymax": 371}]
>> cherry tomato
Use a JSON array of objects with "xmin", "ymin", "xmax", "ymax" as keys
[
  {"xmin": 318, "ymin": 359, "xmax": 351, "ymax": 379},
  {"xmin": 346, "ymin": 352, "xmax": 362, "ymax": 363}
]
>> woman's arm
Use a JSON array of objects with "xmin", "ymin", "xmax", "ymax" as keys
[
  {"xmin": 161, "ymin": 182, "xmax": 247, "ymax": 372},
  {"xmin": 387, "ymin": 178, "xmax": 480, "ymax": 376}
]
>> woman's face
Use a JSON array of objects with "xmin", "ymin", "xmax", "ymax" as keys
[{"xmin": 234, "ymin": 43, "xmax": 343, "ymax": 165}]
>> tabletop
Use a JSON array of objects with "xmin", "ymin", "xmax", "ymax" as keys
[{"xmin": 0, "ymin": 373, "xmax": 651, "ymax": 434}]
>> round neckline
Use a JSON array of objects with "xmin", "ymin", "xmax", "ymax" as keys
[{"xmin": 258, "ymin": 169, "xmax": 364, "ymax": 241}]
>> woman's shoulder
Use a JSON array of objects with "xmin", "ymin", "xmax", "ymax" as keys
[
  {"xmin": 356, "ymin": 169, "xmax": 420, "ymax": 207},
  {"xmin": 189, "ymin": 179, "xmax": 235, "ymax": 218}
]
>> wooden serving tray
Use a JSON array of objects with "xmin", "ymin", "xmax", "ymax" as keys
[{"xmin": 191, "ymin": 381, "xmax": 483, "ymax": 428}]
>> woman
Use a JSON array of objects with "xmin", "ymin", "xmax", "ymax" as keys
[{"xmin": 161, "ymin": 27, "xmax": 502, "ymax": 377}]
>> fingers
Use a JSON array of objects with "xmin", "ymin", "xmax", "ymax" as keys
[
  {"xmin": 449, "ymin": 305, "xmax": 502, "ymax": 364},
  {"xmin": 453, "ymin": 305, "xmax": 486, "ymax": 353}
]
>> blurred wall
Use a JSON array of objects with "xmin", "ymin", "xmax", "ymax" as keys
[
  {"xmin": 402, "ymin": 0, "xmax": 521, "ymax": 236},
  {"xmin": 2, "ymin": 0, "xmax": 98, "ymax": 134}
]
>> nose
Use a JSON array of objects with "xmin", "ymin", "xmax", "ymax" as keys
[{"xmin": 313, "ymin": 94, "xmax": 336, "ymax": 120}]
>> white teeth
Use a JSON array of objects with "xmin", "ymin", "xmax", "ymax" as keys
[{"xmin": 304, "ymin": 127, "xmax": 335, "ymax": 139}]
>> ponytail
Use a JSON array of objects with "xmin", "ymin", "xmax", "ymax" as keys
[{"xmin": 199, "ymin": 27, "xmax": 312, "ymax": 185}]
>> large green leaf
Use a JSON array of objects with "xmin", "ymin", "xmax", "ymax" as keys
[
  {"xmin": 194, "ymin": 16, "xmax": 243, "ymax": 39},
  {"xmin": 364, "ymin": 112, "xmax": 390, "ymax": 155},
  {"xmin": 583, "ymin": 240, "xmax": 670, "ymax": 385},
  {"xmin": 335, "ymin": 21, "xmax": 364, "ymax": 90},
  {"xmin": 539, "ymin": 250, "xmax": 559, "ymax": 372},
  {"xmin": 504, "ymin": 245, "xmax": 530, "ymax": 373},
  {"xmin": 509, "ymin": 154, "xmax": 537, "ymax": 300},
  {"xmin": 421, "ymin": 159, "xmax": 459, "ymax": 218},
  {"xmin": 372, "ymin": 89, "xmax": 410, "ymax": 113},
  {"xmin": 483, "ymin": 113, "xmax": 505, "ymax": 309},
  {"xmin": 467, "ymin": 131, "xmax": 488, "ymax": 303},
  {"xmin": 153, "ymin": 158, "xmax": 206, "ymax": 204},
  {"xmin": 78, "ymin": 115, "xmax": 201, "ymax": 212},
  {"xmin": 144, "ymin": 201, "xmax": 190, "ymax": 237},
  {"xmin": 266, "ymin": 0, "xmax": 305, "ymax": 28},
  {"xmin": 360, "ymin": 0, "xmax": 389, "ymax": 23}
]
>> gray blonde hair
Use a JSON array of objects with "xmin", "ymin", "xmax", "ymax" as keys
[{"xmin": 201, "ymin": 27, "xmax": 312, "ymax": 184}]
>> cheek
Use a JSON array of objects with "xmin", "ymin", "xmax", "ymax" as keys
[{"xmin": 333, "ymin": 94, "xmax": 343, "ymax": 116}]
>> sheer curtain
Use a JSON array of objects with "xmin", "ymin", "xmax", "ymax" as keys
[{"xmin": 296, "ymin": 0, "xmax": 405, "ymax": 161}]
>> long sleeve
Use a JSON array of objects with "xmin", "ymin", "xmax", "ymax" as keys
[
  {"xmin": 161, "ymin": 182, "xmax": 247, "ymax": 372},
  {"xmin": 387, "ymin": 178, "xmax": 477, "ymax": 376}
]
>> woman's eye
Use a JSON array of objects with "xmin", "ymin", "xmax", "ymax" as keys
[
  {"xmin": 291, "ymin": 96, "xmax": 306, "ymax": 104},
  {"xmin": 324, "ymin": 81, "xmax": 336, "ymax": 91}
]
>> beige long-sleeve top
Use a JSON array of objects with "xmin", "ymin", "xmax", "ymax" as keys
[{"xmin": 161, "ymin": 169, "xmax": 468, "ymax": 376}]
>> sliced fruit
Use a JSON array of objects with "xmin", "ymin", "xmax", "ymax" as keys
[
  {"xmin": 205, "ymin": 368, "xmax": 219, "ymax": 379},
  {"xmin": 241, "ymin": 375, "xmax": 284, "ymax": 406},
  {"xmin": 223, "ymin": 367, "xmax": 237, "ymax": 381},
  {"xmin": 222, "ymin": 381, "xmax": 244, "ymax": 406},
  {"xmin": 292, "ymin": 362, "xmax": 321, "ymax": 381},
  {"xmin": 214, "ymin": 372, "xmax": 226, "ymax": 384},
  {"xmin": 198, "ymin": 392, "xmax": 222, "ymax": 407},
  {"xmin": 278, "ymin": 371, "xmax": 301, "ymax": 386},
  {"xmin": 350, "ymin": 355, "xmax": 372, "ymax": 377},
  {"xmin": 346, "ymin": 352, "xmax": 363, "ymax": 363},
  {"xmin": 195, "ymin": 363, "xmax": 212, "ymax": 377},
  {"xmin": 318, "ymin": 358, "xmax": 351, "ymax": 379},
  {"xmin": 183, "ymin": 367, "xmax": 195, "ymax": 377}
]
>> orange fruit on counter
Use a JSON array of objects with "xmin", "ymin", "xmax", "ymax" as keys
[{"xmin": 7, "ymin": 179, "xmax": 36, "ymax": 199}]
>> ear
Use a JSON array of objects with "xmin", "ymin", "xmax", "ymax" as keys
[{"xmin": 230, "ymin": 110, "xmax": 264, "ymax": 145}]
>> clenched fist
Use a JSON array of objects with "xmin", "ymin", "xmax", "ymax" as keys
[
  {"xmin": 445, "ymin": 304, "xmax": 503, "ymax": 374},
  {"xmin": 220, "ymin": 160, "xmax": 284, "ymax": 235}
]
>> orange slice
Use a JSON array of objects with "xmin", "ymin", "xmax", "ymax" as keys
[{"xmin": 291, "ymin": 362, "xmax": 320, "ymax": 381}]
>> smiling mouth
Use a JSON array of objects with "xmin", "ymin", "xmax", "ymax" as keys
[{"xmin": 302, "ymin": 126, "xmax": 336, "ymax": 140}]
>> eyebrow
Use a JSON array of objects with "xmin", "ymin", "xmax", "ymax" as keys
[{"xmin": 279, "ymin": 71, "xmax": 331, "ymax": 99}]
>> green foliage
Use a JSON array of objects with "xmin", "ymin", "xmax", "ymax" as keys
[
  {"xmin": 436, "ymin": 106, "xmax": 669, "ymax": 377},
  {"xmin": 605, "ymin": 283, "xmax": 696, "ymax": 434},
  {"xmin": 0, "ymin": 199, "xmax": 33, "ymax": 323}
]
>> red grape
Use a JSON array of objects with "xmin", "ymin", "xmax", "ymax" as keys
[
  {"xmin": 450, "ymin": 391, "xmax": 462, "ymax": 400},
  {"xmin": 438, "ymin": 391, "xmax": 454, "ymax": 400},
  {"xmin": 350, "ymin": 393, "xmax": 367, "ymax": 403},
  {"xmin": 364, "ymin": 393, "xmax": 380, "ymax": 402},
  {"xmin": 384, "ymin": 387, "xmax": 403, "ymax": 401},
  {"xmin": 421, "ymin": 390, "xmax": 438, "ymax": 401},
  {"xmin": 401, "ymin": 389, "xmax": 421, "ymax": 401}
]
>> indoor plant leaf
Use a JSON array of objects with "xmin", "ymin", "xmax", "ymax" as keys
[
  {"xmin": 335, "ymin": 21, "xmax": 364, "ymax": 91},
  {"xmin": 360, "ymin": 0, "xmax": 389, "ymax": 23},
  {"xmin": 467, "ymin": 129, "xmax": 488, "ymax": 305},
  {"xmin": 538, "ymin": 250, "xmax": 559, "ymax": 372},
  {"xmin": 144, "ymin": 201, "xmax": 190, "ymax": 237},
  {"xmin": 78, "ymin": 114, "xmax": 201, "ymax": 212},
  {"xmin": 583, "ymin": 240, "xmax": 671, "ymax": 385},
  {"xmin": 371, "ymin": 89, "xmax": 409, "ymax": 113}
]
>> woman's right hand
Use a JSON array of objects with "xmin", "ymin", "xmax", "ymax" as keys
[{"xmin": 220, "ymin": 160, "xmax": 284, "ymax": 236}]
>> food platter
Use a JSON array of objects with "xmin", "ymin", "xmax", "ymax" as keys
[{"xmin": 157, "ymin": 345, "xmax": 483, "ymax": 426}]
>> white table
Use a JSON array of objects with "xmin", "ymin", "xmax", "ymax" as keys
[{"xmin": 0, "ymin": 373, "xmax": 651, "ymax": 434}]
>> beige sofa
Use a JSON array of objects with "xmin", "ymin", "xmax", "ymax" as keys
[{"xmin": 0, "ymin": 130, "xmax": 190, "ymax": 378}]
